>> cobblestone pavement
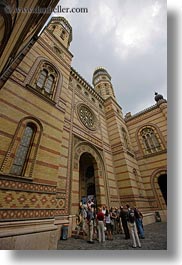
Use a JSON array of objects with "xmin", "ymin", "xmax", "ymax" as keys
[{"xmin": 57, "ymin": 222, "xmax": 167, "ymax": 250}]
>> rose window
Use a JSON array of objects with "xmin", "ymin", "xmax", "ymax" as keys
[{"xmin": 78, "ymin": 105, "xmax": 96, "ymax": 130}]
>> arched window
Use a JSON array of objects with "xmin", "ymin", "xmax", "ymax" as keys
[
  {"xmin": 37, "ymin": 69, "xmax": 48, "ymax": 88},
  {"xmin": 10, "ymin": 123, "xmax": 36, "ymax": 176},
  {"xmin": 1, "ymin": 117, "xmax": 42, "ymax": 178},
  {"xmin": 133, "ymin": 168, "xmax": 143, "ymax": 196},
  {"xmin": 60, "ymin": 29, "xmax": 66, "ymax": 40},
  {"xmin": 141, "ymin": 127, "xmax": 162, "ymax": 154},
  {"xmin": 121, "ymin": 126, "xmax": 131, "ymax": 150},
  {"xmin": 45, "ymin": 74, "xmax": 54, "ymax": 93},
  {"xmin": 122, "ymin": 128, "xmax": 128, "ymax": 147},
  {"xmin": 106, "ymin": 87, "xmax": 109, "ymax": 95},
  {"xmin": 34, "ymin": 62, "xmax": 57, "ymax": 99},
  {"xmin": 77, "ymin": 84, "xmax": 82, "ymax": 90}
]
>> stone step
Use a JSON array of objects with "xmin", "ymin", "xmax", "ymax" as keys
[{"xmin": 71, "ymin": 229, "xmax": 85, "ymax": 239}]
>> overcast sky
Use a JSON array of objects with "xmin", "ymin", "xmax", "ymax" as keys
[{"xmin": 52, "ymin": 0, "xmax": 167, "ymax": 115}]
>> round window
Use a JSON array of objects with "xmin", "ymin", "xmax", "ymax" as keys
[{"xmin": 78, "ymin": 104, "xmax": 96, "ymax": 130}]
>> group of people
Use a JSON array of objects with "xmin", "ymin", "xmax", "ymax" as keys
[{"xmin": 75, "ymin": 200, "xmax": 145, "ymax": 248}]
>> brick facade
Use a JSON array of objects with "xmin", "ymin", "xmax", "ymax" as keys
[{"xmin": 0, "ymin": 16, "xmax": 167, "ymax": 249}]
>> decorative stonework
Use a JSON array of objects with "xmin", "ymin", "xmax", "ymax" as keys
[
  {"xmin": 0, "ymin": 209, "xmax": 55, "ymax": 221},
  {"xmin": 0, "ymin": 178, "xmax": 56, "ymax": 193},
  {"xmin": 56, "ymin": 198, "xmax": 65, "ymax": 208},
  {"xmin": 13, "ymin": 70, "xmax": 26, "ymax": 82},
  {"xmin": 77, "ymin": 104, "xmax": 97, "ymax": 130},
  {"xmin": 0, "ymin": 189, "xmax": 56, "ymax": 209},
  {"xmin": 0, "ymin": 177, "xmax": 67, "ymax": 221}
]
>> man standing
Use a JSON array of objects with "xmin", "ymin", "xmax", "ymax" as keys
[
  {"xmin": 120, "ymin": 205, "xmax": 130, "ymax": 239},
  {"xmin": 134, "ymin": 208, "xmax": 145, "ymax": 239},
  {"xmin": 96, "ymin": 207, "xmax": 105, "ymax": 243},
  {"xmin": 126, "ymin": 204, "xmax": 141, "ymax": 248}
]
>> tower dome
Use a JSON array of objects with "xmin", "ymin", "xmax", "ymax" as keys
[
  {"xmin": 92, "ymin": 67, "xmax": 111, "ymax": 86},
  {"xmin": 92, "ymin": 66, "xmax": 115, "ymax": 99},
  {"xmin": 93, "ymin": 66, "xmax": 109, "ymax": 77},
  {"xmin": 154, "ymin": 92, "xmax": 164, "ymax": 102}
]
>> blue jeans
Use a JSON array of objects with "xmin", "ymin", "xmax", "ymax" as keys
[{"xmin": 136, "ymin": 218, "xmax": 144, "ymax": 238}]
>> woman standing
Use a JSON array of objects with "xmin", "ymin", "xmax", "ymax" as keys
[{"xmin": 105, "ymin": 209, "xmax": 113, "ymax": 240}]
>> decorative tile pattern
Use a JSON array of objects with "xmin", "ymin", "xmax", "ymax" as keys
[
  {"xmin": 0, "ymin": 178, "xmax": 67, "ymax": 221},
  {"xmin": 56, "ymin": 198, "xmax": 65, "ymax": 208},
  {"xmin": 0, "ymin": 190, "xmax": 56, "ymax": 209},
  {"xmin": 0, "ymin": 178, "xmax": 56, "ymax": 193},
  {"xmin": 0, "ymin": 209, "xmax": 55, "ymax": 220}
]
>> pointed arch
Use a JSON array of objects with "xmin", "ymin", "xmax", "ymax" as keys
[
  {"xmin": 0, "ymin": 116, "xmax": 43, "ymax": 179},
  {"xmin": 70, "ymin": 141, "xmax": 109, "ymax": 214},
  {"xmin": 151, "ymin": 167, "xmax": 167, "ymax": 210},
  {"xmin": 24, "ymin": 56, "xmax": 63, "ymax": 103},
  {"xmin": 137, "ymin": 124, "xmax": 166, "ymax": 156}
]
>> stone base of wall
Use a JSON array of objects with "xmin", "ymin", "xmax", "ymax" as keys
[
  {"xmin": 0, "ymin": 219, "xmax": 58, "ymax": 250},
  {"xmin": 54, "ymin": 215, "xmax": 70, "ymax": 240},
  {"xmin": 143, "ymin": 212, "xmax": 156, "ymax": 225},
  {"xmin": 158, "ymin": 209, "xmax": 167, "ymax": 222},
  {"xmin": 143, "ymin": 210, "xmax": 167, "ymax": 226}
]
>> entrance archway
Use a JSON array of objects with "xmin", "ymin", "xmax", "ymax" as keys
[
  {"xmin": 71, "ymin": 141, "xmax": 109, "ymax": 215},
  {"xmin": 158, "ymin": 174, "xmax": 167, "ymax": 205},
  {"xmin": 151, "ymin": 168, "xmax": 167, "ymax": 210},
  {"xmin": 79, "ymin": 153, "xmax": 96, "ymax": 205}
]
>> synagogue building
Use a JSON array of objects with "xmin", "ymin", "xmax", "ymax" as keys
[{"xmin": 0, "ymin": 9, "xmax": 167, "ymax": 249}]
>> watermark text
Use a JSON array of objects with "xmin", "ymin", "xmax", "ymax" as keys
[{"xmin": 5, "ymin": 5, "xmax": 88, "ymax": 14}]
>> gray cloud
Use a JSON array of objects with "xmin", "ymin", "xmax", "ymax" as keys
[{"xmin": 54, "ymin": 0, "xmax": 167, "ymax": 115}]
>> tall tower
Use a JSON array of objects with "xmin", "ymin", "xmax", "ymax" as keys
[
  {"xmin": 92, "ymin": 67, "xmax": 116, "ymax": 100},
  {"xmin": 92, "ymin": 67, "xmax": 147, "ymax": 208},
  {"xmin": 47, "ymin": 17, "xmax": 72, "ymax": 49}
]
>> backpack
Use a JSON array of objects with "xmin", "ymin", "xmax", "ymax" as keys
[
  {"xmin": 134, "ymin": 208, "xmax": 140, "ymax": 219},
  {"xmin": 128, "ymin": 210, "xmax": 135, "ymax": 223}
]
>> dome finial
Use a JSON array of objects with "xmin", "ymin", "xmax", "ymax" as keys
[{"xmin": 154, "ymin": 91, "xmax": 164, "ymax": 102}]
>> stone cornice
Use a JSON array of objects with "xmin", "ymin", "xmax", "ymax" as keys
[
  {"xmin": 70, "ymin": 67, "xmax": 104, "ymax": 104},
  {"xmin": 125, "ymin": 100, "xmax": 167, "ymax": 122}
]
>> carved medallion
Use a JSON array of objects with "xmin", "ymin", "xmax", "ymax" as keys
[{"xmin": 78, "ymin": 104, "xmax": 97, "ymax": 130}]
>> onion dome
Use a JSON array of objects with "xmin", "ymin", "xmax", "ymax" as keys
[
  {"xmin": 93, "ymin": 67, "xmax": 108, "ymax": 76},
  {"xmin": 92, "ymin": 67, "xmax": 111, "ymax": 85},
  {"xmin": 154, "ymin": 92, "xmax": 164, "ymax": 102}
]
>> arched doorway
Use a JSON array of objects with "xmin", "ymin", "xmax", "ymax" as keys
[
  {"xmin": 151, "ymin": 169, "xmax": 167, "ymax": 210},
  {"xmin": 79, "ymin": 153, "xmax": 97, "ymax": 205},
  {"xmin": 158, "ymin": 174, "xmax": 167, "ymax": 205},
  {"xmin": 71, "ymin": 141, "xmax": 109, "ymax": 215}
]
